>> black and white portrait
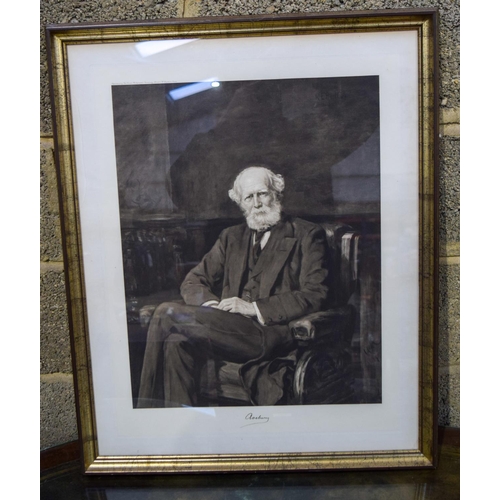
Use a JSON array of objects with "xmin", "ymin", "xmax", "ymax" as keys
[{"xmin": 112, "ymin": 76, "xmax": 382, "ymax": 408}]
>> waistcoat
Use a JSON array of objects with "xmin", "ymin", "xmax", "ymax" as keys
[{"xmin": 240, "ymin": 236, "xmax": 265, "ymax": 302}]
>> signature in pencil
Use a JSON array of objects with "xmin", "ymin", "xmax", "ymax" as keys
[{"xmin": 241, "ymin": 412, "xmax": 270, "ymax": 428}]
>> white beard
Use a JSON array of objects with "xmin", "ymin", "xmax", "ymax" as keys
[{"xmin": 243, "ymin": 200, "xmax": 282, "ymax": 232}]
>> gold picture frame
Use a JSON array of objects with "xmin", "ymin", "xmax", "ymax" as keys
[{"xmin": 46, "ymin": 9, "xmax": 438, "ymax": 474}]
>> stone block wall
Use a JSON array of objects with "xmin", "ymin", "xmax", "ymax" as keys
[{"xmin": 40, "ymin": 0, "xmax": 459, "ymax": 450}]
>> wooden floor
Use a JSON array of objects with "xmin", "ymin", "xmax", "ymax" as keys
[{"xmin": 41, "ymin": 427, "xmax": 459, "ymax": 500}]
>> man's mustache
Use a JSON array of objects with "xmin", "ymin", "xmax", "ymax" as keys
[{"xmin": 250, "ymin": 207, "xmax": 270, "ymax": 215}]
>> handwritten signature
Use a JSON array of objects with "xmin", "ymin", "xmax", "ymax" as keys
[{"xmin": 241, "ymin": 412, "xmax": 270, "ymax": 428}]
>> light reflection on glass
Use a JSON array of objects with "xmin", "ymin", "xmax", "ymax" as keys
[
  {"xmin": 135, "ymin": 39, "xmax": 196, "ymax": 57},
  {"xmin": 168, "ymin": 80, "xmax": 221, "ymax": 100},
  {"xmin": 184, "ymin": 406, "xmax": 217, "ymax": 417}
]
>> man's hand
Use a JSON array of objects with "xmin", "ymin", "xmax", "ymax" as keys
[{"xmin": 216, "ymin": 297, "xmax": 257, "ymax": 317}]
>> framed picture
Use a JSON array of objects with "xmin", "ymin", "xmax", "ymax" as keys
[{"xmin": 46, "ymin": 9, "xmax": 438, "ymax": 473}]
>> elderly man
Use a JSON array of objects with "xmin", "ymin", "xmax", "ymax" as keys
[{"xmin": 137, "ymin": 166, "xmax": 332, "ymax": 407}]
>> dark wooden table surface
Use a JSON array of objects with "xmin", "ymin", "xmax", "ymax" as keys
[{"xmin": 41, "ymin": 427, "xmax": 459, "ymax": 500}]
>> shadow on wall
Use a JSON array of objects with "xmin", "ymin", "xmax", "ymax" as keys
[{"xmin": 112, "ymin": 76, "xmax": 380, "ymax": 221}]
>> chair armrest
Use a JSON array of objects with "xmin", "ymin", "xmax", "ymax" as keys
[
  {"xmin": 139, "ymin": 305, "xmax": 157, "ymax": 328},
  {"xmin": 289, "ymin": 306, "xmax": 355, "ymax": 343}
]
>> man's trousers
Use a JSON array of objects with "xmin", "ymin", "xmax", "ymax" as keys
[{"xmin": 137, "ymin": 302, "xmax": 265, "ymax": 407}]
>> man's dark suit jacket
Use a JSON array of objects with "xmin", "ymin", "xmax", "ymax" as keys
[{"xmin": 180, "ymin": 214, "xmax": 333, "ymax": 405}]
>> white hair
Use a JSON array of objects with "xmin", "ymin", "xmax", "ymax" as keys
[{"xmin": 228, "ymin": 166, "xmax": 285, "ymax": 204}]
